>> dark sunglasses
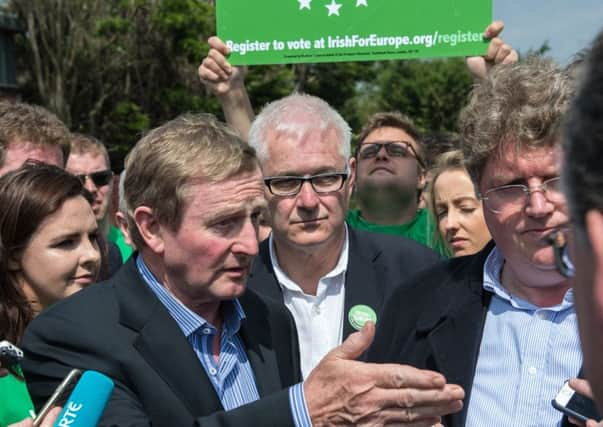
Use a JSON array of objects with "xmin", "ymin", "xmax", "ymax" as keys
[{"xmin": 74, "ymin": 170, "xmax": 113, "ymax": 187}]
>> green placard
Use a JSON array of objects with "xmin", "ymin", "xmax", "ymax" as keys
[{"xmin": 217, "ymin": 0, "xmax": 492, "ymax": 65}]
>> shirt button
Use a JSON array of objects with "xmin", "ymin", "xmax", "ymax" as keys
[
  {"xmin": 209, "ymin": 367, "xmax": 217, "ymax": 376},
  {"xmin": 527, "ymin": 366, "xmax": 537, "ymax": 376},
  {"xmin": 203, "ymin": 328, "xmax": 211, "ymax": 335},
  {"xmin": 312, "ymin": 305, "xmax": 321, "ymax": 315},
  {"xmin": 536, "ymin": 311, "xmax": 547, "ymax": 320}
]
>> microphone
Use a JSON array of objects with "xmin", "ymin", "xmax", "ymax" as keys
[{"xmin": 53, "ymin": 370, "xmax": 114, "ymax": 427}]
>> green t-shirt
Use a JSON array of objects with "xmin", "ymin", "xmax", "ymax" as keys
[
  {"xmin": 108, "ymin": 224, "xmax": 133, "ymax": 262},
  {"xmin": 0, "ymin": 366, "xmax": 35, "ymax": 426},
  {"xmin": 346, "ymin": 208, "xmax": 448, "ymax": 256}
]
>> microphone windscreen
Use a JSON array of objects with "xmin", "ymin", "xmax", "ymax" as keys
[{"xmin": 53, "ymin": 370, "xmax": 114, "ymax": 427}]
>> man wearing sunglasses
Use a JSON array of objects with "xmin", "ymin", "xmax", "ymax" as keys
[
  {"xmin": 369, "ymin": 58, "xmax": 582, "ymax": 426},
  {"xmin": 66, "ymin": 134, "xmax": 126, "ymax": 274},
  {"xmin": 348, "ymin": 111, "xmax": 446, "ymax": 253}
]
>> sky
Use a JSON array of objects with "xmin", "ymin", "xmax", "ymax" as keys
[{"xmin": 493, "ymin": 0, "xmax": 603, "ymax": 65}]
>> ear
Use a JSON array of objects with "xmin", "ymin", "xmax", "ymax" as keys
[
  {"xmin": 114, "ymin": 211, "xmax": 134, "ymax": 247},
  {"xmin": 417, "ymin": 167, "xmax": 427, "ymax": 191},
  {"xmin": 7, "ymin": 256, "xmax": 20, "ymax": 272},
  {"xmin": 133, "ymin": 206, "xmax": 164, "ymax": 255},
  {"xmin": 347, "ymin": 157, "xmax": 357, "ymax": 190},
  {"xmin": 585, "ymin": 209, "xmax": 603, "ymax": 310}
]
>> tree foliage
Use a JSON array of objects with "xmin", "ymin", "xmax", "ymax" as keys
[{"xmin": 11, "ymin": 0, "xmax": 486, "ymax": 168}]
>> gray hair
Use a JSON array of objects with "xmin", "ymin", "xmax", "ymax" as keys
[{"xmin": 249, "ymin": 93, "xmax": 351, "ymax": 164}]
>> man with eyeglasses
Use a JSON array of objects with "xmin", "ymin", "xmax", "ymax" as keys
[
  {"xmin": 369, "ymin": 57, "xmax": 582, "ymax": 427},
  {"xmin": 562, "ymin": 30, "xmax": 603, "ymax": 425},
  {"xmin": 348, "ymin": 111, "xmax": 447, "ymax": 253},
  {"xmin": 247, "ymin": 93, "xmax": 441, "ymax": 384},
  {"xmin": 66, "ymin": 133, "xmax": 125, "ymax": 274}
]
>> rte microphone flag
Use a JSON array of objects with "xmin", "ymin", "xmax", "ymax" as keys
[{"xmin": 53, "ymin": 371, "xmax": 114, "ymax": 427}]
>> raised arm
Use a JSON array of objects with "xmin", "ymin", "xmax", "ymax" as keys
[{"xmin": 198, "ymin": 36, "xmax": 255, "ymax": 139}]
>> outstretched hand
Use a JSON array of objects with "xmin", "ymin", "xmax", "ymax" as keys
[{"xmin": 304, "ymin": 322, "xmax": 465, "ymax": 426}]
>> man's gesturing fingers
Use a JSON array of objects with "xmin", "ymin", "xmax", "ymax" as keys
[{"xmin": 368, "ymin": 363, "xmax": 447, "ymax": 389}]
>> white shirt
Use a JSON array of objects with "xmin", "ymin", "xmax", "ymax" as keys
[{"xmin": 269, "ymin": 228, "xmax": 349, "ymax": 379}]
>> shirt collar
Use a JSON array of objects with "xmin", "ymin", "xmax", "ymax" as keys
[
  {"xmin": 268, "ymin": 224, "xmax": 349, "ymax": 292},
  {"xmin": 135, "ymin": 255, "xmax": 246, "ymax": 339},
  {"xmin": 483, "ymin": 246, "xmax": 574, "ymax": 311}
]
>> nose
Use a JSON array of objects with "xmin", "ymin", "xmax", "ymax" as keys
[
  {"xmin": 83, "ymin": 176, "xmax": 98, "ymax": 193},
  {"xmin": 525, "ymin": 188, "xmax": 554, "ymax": 217},
  {"xmin": 375, "ymin": 145, "xmax": 389, "ymax": 160},
  {"xmin": 444, "ymin": 210, "xmax": 461, "ymax": 234},
  {"xmin": 296, "ymin": 180, "xmax": 320, "ymax": 209},
  {"xmin": 232, "ymin": 218, "xmax": 259, "ymax": 257},
  {"xmin": 81, "ymin": 236, "xmax": 101, "ymax": 275}
]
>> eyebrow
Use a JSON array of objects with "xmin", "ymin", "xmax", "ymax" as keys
[
  {"xmin": 268, "ymin": 167, "xmax": 343, "ymax": 177},
  {"xmin": 202, "ymin": 199, "xmax": 268, "ymax": 223},
  {"xmin": 435, "ymin": 195, "xmax": 478, "ymax": 206},
  {"xmin": 360, "ymin": 140, "xmax": 415, "ymax": 145},
  {"xmin": 49, "ymin": 227, "xmax": 98, "ymax": 242}
]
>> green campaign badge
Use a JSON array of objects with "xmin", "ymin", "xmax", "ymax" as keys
[
  {"xmin": 217, "ymin": 0, "xmax": 492, "ymax": 65},
  {"xmin": 348, "ymin": 304, "xmax": 377, "ymax": 331}
]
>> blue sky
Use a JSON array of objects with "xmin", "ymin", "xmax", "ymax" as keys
[{"xmin": 493, "ymin": 0, "xmax": 603, "ymax": 65}]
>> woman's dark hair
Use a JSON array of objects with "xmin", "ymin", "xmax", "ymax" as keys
[{"xmin": 0, "ymin": 162, "xmax": 94, "ymax": 344}]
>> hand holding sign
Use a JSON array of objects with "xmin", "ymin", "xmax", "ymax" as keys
[
  {"xmin": 198, "ymin": 36, "xmax": 254, "ymax": 138},
  {"xmin": 466, "ymin": 21, "xmax": 518, "ymax": 80},
  {"xmin": 199, "ymin": 37, "xmax": 247, "ymax": 98}
]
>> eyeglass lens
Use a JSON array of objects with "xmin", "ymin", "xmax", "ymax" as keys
[
  {"xmin": 483, "ymin": 177, "xmax": 564, "ymax": 212},
  {"xmin": 77, "ymin": 171, "xmax": 112, "ymax": 187},
  {"xmin": 266, "ymin": 173, "xmax": 346, "ymax": 196},
  {"xmin": 359, "ymin": 142, "xmax": 412, "ymax": 159}
]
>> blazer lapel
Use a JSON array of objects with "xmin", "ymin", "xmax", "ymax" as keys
[
  {"xmin": 416, "ymin": 248, "xmax": 493, "ymax": 427},
  {"xmin": 115, "ymin": 258, "xmax": 223, "ymax": 415},
  {"xmin": 247, "ymin": 240, "xmax": 283, "ymax": 303},
  {"xmin": 343, "ymin": 229, "xmax": 386, "ymax": 340}
]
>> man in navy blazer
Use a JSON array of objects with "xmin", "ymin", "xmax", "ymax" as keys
[
  {"xmin": 246, "ymin": 93, "xmax": 440, "ymax": 379},
  {"xmin": 22, "ymin": 114, "xmax": 464, "ymax": 426},
  {"xmin": 369, "ymin": 58, "xmax": 582, "ymax": 426}
]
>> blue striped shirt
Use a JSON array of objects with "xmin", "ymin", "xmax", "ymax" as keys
[
  {"xmin": 465, "ymin": 247, "xmax": 582, "ymax": 427},
  {"xmin": 136, "ymin": 256, "xmax": 311, "ymax": 425}
]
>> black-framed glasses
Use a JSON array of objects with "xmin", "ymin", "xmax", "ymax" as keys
[
  {"xmin": 74, "ymin": 170, "xmax": 113, "ymax": 187},
  {"xmin": 546, "ymin": 229, "xmax": 575, "ymax": 278},
  {"xmin": 480, "ymin": 177, "xmax": 565, "ymax": 213},
  {"xmin": 264, "ymin": 171, "xmax": 349, "ymax": 196},
  {"xmin": 357, "ymin": 141, "xmax": 425, "ymax": 169}
]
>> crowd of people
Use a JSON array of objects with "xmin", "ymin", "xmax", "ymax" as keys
[{"xmin": 1, "ymin": 18, "xmax": 603, "ymax": 427}]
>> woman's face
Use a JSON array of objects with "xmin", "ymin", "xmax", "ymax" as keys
[
  {"xmin": 433, "ymin": 169, "xmax": 491, "ymax": 257},
  {"xmin": 17, "ymin": 195, "xmax": 101, "ymax": 311}
]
